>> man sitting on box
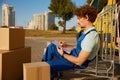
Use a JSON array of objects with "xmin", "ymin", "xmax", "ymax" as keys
[{"xmin": 42, "ymin": 5, "xmax": 100, "ymax": 79}]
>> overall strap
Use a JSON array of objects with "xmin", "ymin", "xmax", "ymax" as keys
[
  {"xmin": 77, "ymin": 29, "xmax": 97, "ymax": 39},
  {"xmin": 85, "ymin": 29, "xmax": 97, "ymax": 36}
]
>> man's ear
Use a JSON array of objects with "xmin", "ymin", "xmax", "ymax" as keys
[{"xmin": 85, "ymin": 15, "xmax": 89, "ymax": 20}]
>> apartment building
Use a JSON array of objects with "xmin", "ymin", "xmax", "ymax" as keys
[
  {"xmin": 28, "ymin": 11, "xmax": 55, "ymax": 30},
  {"xmin": 2, "ymin": 4, "xmax": 15, "ymax": 27}
]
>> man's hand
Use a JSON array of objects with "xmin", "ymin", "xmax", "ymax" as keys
[
  {"xmin": 57, "ymin": 46, "xmax": 64, "ymax": 56},
  {"xmin": 59, "ymin": 41, "xmax": 66, "ymax": 47}
]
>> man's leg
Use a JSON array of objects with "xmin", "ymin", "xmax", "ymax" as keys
[
  {"xmin": 47, "ymin": 59, "xmax": 75, "ymax": 78},
  {"xmin": 42, "ymin": 43, "xmax": 63, "ymax": 61},
  {"xmin": 47, "ymin": 59, "xmax": 90, "ymax": 78}
]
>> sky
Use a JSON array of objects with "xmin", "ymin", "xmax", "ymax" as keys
[{"xmin": 0, "ymin": 0, "xmax": 87, "ymax": 29}]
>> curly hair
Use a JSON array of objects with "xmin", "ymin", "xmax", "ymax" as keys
[{"xmin": 74, "ymin": 5, "xmax": 97, "ymax": 23}]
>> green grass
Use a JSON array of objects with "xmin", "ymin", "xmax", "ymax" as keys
[{"xmin": 25, "ymin": 29, "xmax": 77, "ymax": 37}]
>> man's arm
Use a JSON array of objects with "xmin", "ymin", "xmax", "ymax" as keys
[
  {"xmin": 57, "ymin": 47, "xmax": 91, "ymax": 66},
  {"xmin": 63, "ymin": 50, "xmax": 91, "ymax": 66}
]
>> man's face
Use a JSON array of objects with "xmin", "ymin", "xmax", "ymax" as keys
[{"xmin": 77, "ymin": 16, "xmax": 87, "ymax": 28}]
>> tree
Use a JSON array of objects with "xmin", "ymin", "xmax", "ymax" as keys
[
  {"xmin": 48, "ymin": 0, "xmax": 75, "ymax": 33},
  {"xmin": 58, "ymin": 20, "xmax": 65, "ymax": 27},
  {"xmin": 68, "ymin": 26, "xmax": 76, "ymax": 31},
  {"xmin": 49, "ymin": 23, "xmax": 58, "ymax": 30}
]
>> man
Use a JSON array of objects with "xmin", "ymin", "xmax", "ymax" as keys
[{"xmin": 42, "ymin": 5, "xmax": 100, "ymax": 79}]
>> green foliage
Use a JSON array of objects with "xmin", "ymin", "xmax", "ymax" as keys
[
  {"xmin": 68, "ymin": 26, "xmax": 76, "ymax": 31},
  {"xmin": 48, "ymin": 0, "xmax": 76, "ymax": 33},
  {"xmin": 48, "ymin": 0, "xmax": 60, "ymax": 17},
  {"xmin": 49, "ymin": 23, "xmax": 58, "ymax": 30},
  {"xmin": 58, "ymin": 20, "xmax": 65, "ymax": 27}
]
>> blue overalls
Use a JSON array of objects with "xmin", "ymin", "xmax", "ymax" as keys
[{"xmin": 42, "ymin": 29, "xmax": 96, "ymax": 78}]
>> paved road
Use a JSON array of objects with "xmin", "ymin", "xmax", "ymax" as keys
[{"xmin": 25, "ymin": 37, "xmax": 76, "ymax": 62}]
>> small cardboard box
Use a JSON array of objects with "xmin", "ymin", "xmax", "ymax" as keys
[
  {"xmin": 0, "ymin": 47, "xmax": 31, "ymax": 80},
  {"xmin": 23, "ymin": 62, "xmax": 50, "ymax": 80},
  {"xmin": 0, "ymin": 28, "xmax": 25, "ymax": 50}
]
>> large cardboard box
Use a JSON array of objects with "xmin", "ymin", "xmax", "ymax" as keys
[
  {"xmin": 0, "ymin": 28, "xmax": 25, "ymax": 50},
  {"xmin": 0, "ymin": 47, "xmax": 31, "ymax": 80},
  {"xmin": 23, "ymin": 62, "xmax": 50, "ymax": 80}
]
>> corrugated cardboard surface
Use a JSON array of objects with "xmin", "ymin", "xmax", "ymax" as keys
[
  {"xmin": 23, "ymin": 62, "xmax": 50, "ymax": 80},
  {"xmin": 0, "ymin": 28, "xmax": 25, "ymax": 50},
  {"xmin": 0, "ymin": 47, "xmax": 31, "ymax": 80}
]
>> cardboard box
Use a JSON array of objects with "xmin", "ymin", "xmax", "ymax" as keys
[
  {"xmin": 0, "ymin": 47, "xmax": 31, "ymax": 80},
  {"xmin": 0, "ymin": 28, "xmax": 25, "ymax": 50},
  {"xmin": 23, "ymin": 62, "xmax": 50, "ymax": 80}
]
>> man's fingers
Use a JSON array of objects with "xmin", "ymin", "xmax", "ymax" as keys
[{"xmin": 59, "ymin": 41, "xmax": 66, "ymax": 47}]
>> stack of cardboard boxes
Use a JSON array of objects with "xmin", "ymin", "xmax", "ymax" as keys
[{"xmin": 0, "ymin": 28, "xmax": 31, "ymax": 80}]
